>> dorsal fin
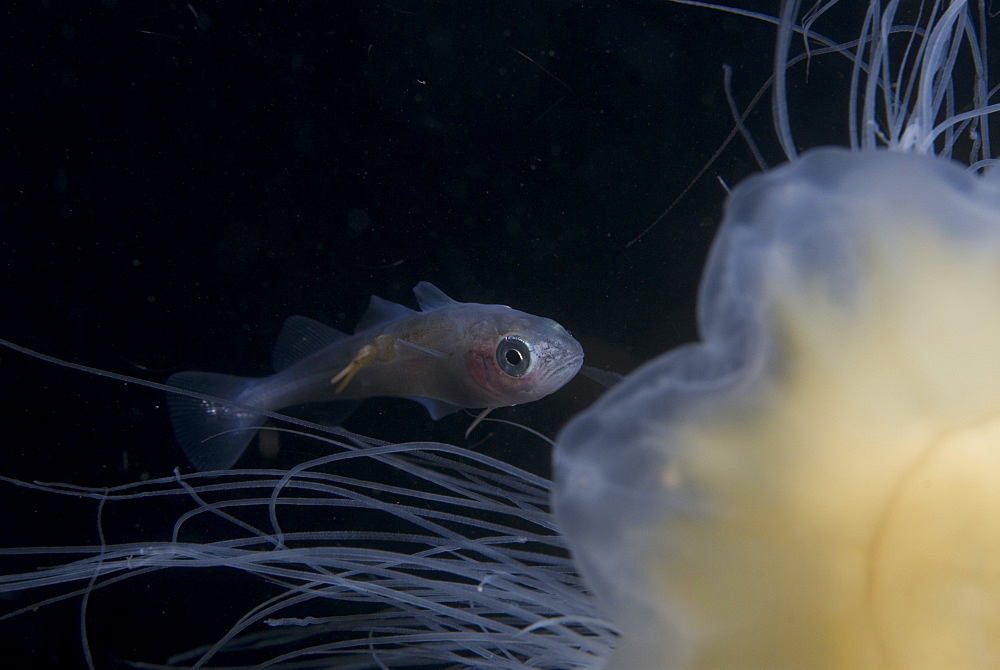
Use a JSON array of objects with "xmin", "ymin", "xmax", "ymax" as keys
[
  {"xmin": 272, "ymin": 315, "xmax": 349, "ymax": 371},
  {"xmin": 414, "ymin": 281, "xmax": 457, "ymax": 311},
  {"xmin": 355, "ymin": 294, "xmax": 417, "ymax": 332}
]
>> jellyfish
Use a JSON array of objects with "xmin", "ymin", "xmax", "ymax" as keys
[
  {"xmin": 2, "ymin": 1, "xmax": 999, "ymax": 669},
  {"xmin": 554, "ymin": 0, "xmax": 1000, "ymax": 668}
]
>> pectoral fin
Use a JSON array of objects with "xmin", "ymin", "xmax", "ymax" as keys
[{"xmin": 407, "ymin": 396, "xmax": 462, "ymax": 420}]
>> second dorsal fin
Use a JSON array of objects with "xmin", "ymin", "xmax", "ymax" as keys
[
  {"xmin": 355, "ymin": 294, "xmax": 418, "ymax": 332},
  {"xmin": 413, "ymin": 281, "xmax": 457, "ymax": 311},
  {"xmin": 272, "ymin": 315, "xmax": 349, "ymax": 371}
]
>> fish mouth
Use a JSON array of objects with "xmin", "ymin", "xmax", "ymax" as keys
[{"xmin": 539, "ymin": 349, "xmax": 585, "ymax": 389}]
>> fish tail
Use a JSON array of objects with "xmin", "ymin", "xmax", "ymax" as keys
[{"xmin": 166, "ymin": 371, "xmax": 266, "ymax": 471}]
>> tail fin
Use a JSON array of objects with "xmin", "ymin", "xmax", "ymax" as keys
[{"xmin": 166, "ymin": 371, "xmax": 266, "ymax": 471}]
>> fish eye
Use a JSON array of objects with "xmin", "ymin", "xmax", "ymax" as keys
[{"xmin": 496, "ymin": 335, "xmax": 532, "ymax": 377}]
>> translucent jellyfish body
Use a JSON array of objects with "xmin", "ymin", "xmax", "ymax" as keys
[{"xmin": 555, "ymin": 147, "xmax": 1000, "ymax": 668}]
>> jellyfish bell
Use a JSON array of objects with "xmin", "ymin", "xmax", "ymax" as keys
[
  {"xmin": 556, "ymin": 148, "xmax": 1000, "ymax": 668},
  {"xmin": 554, "ymin": 0, "xmax": 1000, "ymax": 668}
]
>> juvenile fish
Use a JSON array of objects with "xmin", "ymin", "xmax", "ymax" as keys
[{"xmin": 167, "ymin": 281, "xmax": 584, "ymax": 470}]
